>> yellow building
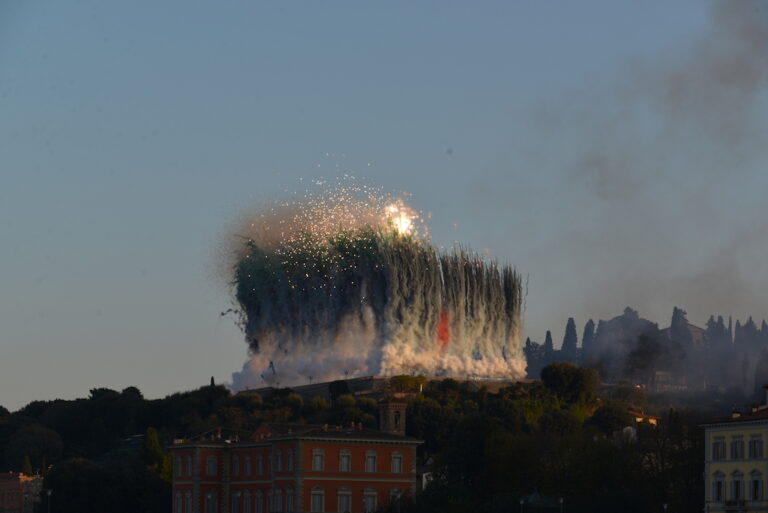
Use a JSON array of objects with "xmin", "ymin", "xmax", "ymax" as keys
[{"xmin": 703, "ymin": 405, "xmax": 768, "ymax": 512}]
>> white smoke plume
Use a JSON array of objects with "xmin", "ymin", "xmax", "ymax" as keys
[{"xmin": 226, "ymin": 180, "xmax": 525, "ymax": 389}]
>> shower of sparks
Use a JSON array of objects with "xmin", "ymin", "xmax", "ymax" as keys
[{"xmin": 227, "ymin": 177, "xmax": 525, "ymax": 388}]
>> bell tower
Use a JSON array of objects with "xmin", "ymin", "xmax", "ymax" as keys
[{"xmin": 378, "ymin": 398, "xmax": 407, "ymax": 436}]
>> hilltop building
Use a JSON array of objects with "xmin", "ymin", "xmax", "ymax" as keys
[{"xmin": 168, "ymin": 400, "xmax": 421, "ymax": 513}]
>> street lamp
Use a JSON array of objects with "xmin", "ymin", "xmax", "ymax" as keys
[
  {"xmin": 519, "ymin": 498, "xmax": 524, "ymax": 513},
  {"xmin": 45, "ymin": 489, "xmax": 52, "ymax": 513},
  {"xmin": 559, "ymin": 497, "xmax": 564, "ymax": 513},
  {"xmin": 663, "ymin": 503, "xmax": 668, "ymax": 513}
]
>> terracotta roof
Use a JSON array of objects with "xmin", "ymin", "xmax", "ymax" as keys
[
  {"xmin": 174, "ymin": 423, "xmax": 422, "ymax": 447},
  {"xmin": 703, "ymin": 408, "xmax": 768, "ymax": 425},
  {"xmin": 260, "ymin": 422, "xmax": 422, "ymax": 443},
  {"xmin": 628, "ymin": 411, "xmax": 661, "ymax": 421}
]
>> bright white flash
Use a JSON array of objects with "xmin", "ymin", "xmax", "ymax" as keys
[{"xmin": 385, "ymin": 203, "xmax": 415, "ymax": 235}]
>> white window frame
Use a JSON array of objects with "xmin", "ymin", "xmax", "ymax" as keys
[
  {"xmin": 365, "ymin": 451, "xmax": 377, "ymax": 473},
  {"xmin": 337, "ymin": 487, "xmax": 352, "ymax": 513},
  {"xmin": 310, "ymin": 487, "xmax": 324, "ymax": 513},
  {"xmin": 363, "ymin": 488, "xmax": 377, "ymax": 513},
  {"xmin": 339, "ymin": 450, "xmax": 351, "ymax": 472},
  {"xmin": 312, "ymin": 449, "xmax": 325, "ymax": 471},
  {"xmin": 391, "ymin": 452, "xmax": 403, "ymax": 473}
]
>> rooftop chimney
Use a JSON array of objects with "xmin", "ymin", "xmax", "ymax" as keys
[{"xmin": 378, "ymin": 398, "xmax": 407, "ymax": 436}]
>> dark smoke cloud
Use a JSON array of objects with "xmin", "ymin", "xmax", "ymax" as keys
[
  {"xmin": 576, "ymin": 1, "xmax": 768, "ymax": 197},
  {"xmin": 515, "ymin": 1, "xmax": 768, "ymax": 335}
]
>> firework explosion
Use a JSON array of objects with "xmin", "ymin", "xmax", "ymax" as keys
[{"xmin": 228, "ymin": 180, "xmax": 525, "ymax": 388}]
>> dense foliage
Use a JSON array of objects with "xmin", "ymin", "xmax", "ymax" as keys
[{"xmin": 0, "ymin": 365, "xmax": 706, "ymax": 513}]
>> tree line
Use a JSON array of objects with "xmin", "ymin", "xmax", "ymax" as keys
[
  {"xmin": 525, "ymin": 306, "xmax": 768, "ymax": 400},
  {"xmin": 1, "ymin": 365, "xmax": 706, "ymax": 513}
]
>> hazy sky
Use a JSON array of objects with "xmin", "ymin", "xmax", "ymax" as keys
[{"xmin": 2, "ymin": 1, "xmax": 767, "ymax": 411}]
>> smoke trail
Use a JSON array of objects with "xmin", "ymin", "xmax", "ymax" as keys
[
  {"xmin": 227, "ymin": 180, "xmax": 524, "ymax": 388},
  {"xmin": 497, "ymin": 0, "xmax": 768, "ymax": 342}
]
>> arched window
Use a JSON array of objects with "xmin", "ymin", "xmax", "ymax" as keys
[
  {"xmin": 174, "ymin": 456, "xmax": 182, "ymax": 477},
  {"xmin": 175, "ymin": 492, "xmax": 182, "ymax": 513},
  {"xmin": 185, "ymin": 492, "xmax": 193, "ymax": 513},
  {"xmin": 232, "ymin": 456, "xmax": 240, "ymax": 477},
  {"xmin": 363, "ymin": 488, "xmax": 377, "ymax": 513},
  {"xmin": 310, "ymin": 486, "xmax": 324, "ymax": 513},
  {"xmin": 751, "ymin": 470, "xmax": 763, "ymax": 500},
  {"xmin": 243, "ymin": 491, "xmax": 252, "ymax": 513},
  {"xmin": 732, "ymin": 470, "xmax": 745, "ymax": 500},
  {"xmin": 231, "ymin": 492, "xmax": 240, "ymax": 513},
  {"xmin": 337, "ymin": 486, "xmax": 351, "ymax": 513},
  {"xmin": 205, "ymin": 491, "xmax": 218, "ymax": 513},
  {"xmin": 286, "ymin": 450, "xmax": 294, "ymax": 472},
  {"xmin": 186, "ymin": 455, "xmax": 193, "ymax": 476},
  {"xmin": 274, "ymin": 489, "xmax": 283, "ymax": 513},
  {"xmin": 255, "ymin": 490, "xmax": 263, "ymax": 513},
  {"xmin": 206, "ymin": 456, "xmax": 218, "ymax": 477},
  {"xmin": 256, "ymin": 455, "xmax": 264, "ymax": 475},
  {"xmin": 275, "ymin": 451, "xmax": 282, "ymax": 472},
  {"xmin": 390, "ymin": 488, "xmax": 403, "ymax": 510},
  {"xmin": 286, "ymin": 488, "xmax": 294, "ymax": 512}
]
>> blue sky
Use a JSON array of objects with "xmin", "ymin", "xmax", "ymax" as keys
[{"xmin": 2, "ymin": 1, "xmax": 766, "ymax": 410}]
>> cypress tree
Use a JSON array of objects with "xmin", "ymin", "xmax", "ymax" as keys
[
  {"xmin": 729, "ymin": 316, "xmax": 733, "ymax": 343},
  {"xmin": 143, "ymin": 427, "xmax": 164, "ymax": 469},
  {"xmin": 561, "ymin": 317, "xmax": 579, "ymax": 362},
  {"xmin": 21, "ymin": 455, "xmax": 33, "ymax": 476},
  {"xmin": 581, "ymin": 319, "xmax": 596, "ymax": 362},
  {"xmin": 544, "ymin": 331, "xmax": 554, "ymax": 362}
]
